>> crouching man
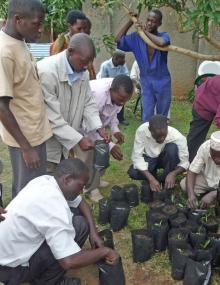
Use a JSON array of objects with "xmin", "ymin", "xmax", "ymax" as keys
[
  {"xmin": 0, "ymin": 158, "xmax": 119, "ymax": 285},
  {"xmin": 181, "ymin": 131, "xmax": 220, "ymax": 208},
  {"xmin": 128, "ymin": 115, "xmax": 189, "ymax": 191}
]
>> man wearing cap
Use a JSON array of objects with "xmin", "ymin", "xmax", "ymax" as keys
[
  {"xmin": 181, "ymin": 131, "xmax": 220, "ymax": 208},
  {"xmin": 187, "ymin": 75, "xmax": 220, "ymax": 162}
]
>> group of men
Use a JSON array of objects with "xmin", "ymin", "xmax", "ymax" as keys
[{"xmin": 0, "ymin": 0, "xmax": 220, "ymax": 284}]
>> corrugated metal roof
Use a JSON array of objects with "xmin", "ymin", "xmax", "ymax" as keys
[{"xmin": 28, "ymin": 43, "xmax": 51, "ymax": 59}]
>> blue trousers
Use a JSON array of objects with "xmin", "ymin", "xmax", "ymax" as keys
[
  {"xmin": 128, "ymin": 143, "xmax": 180, "ymax": 182},
  {"xmin": 141, "ymin": 76, "xmax": 171, "ymax": 122}
]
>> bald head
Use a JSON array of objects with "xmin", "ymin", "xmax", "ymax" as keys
[
  {"xmin": 69, "ymin": 33, "xmax": 96, "ymax": 59},
  {"xmin": 8, "ymin": 0, "xmax": 44, "ymax": 19},
  {"xmin": 67, "ymin": 33, "xmax": 96, "ymax": 73}
]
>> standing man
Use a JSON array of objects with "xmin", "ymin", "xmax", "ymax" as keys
[
  {"xmin": 37, "ymin": 34, "xmax": 109, "ymax": 174},
  {"xmin": 79, "ymin": 75, "xmax": 134, "ymax": 202},
  {"xmin": 50, "ymin": 10, "xmax": 96, "ymax": 80},
  {"xmin": 0, "ymin": 0, "xmax": 52, "ymax": 197},
  {"xmin": 115, "ymin": 9, "xmax": 171, "ymax": 122},
  {"xmin": 187, "ymin": 75, "xmax": 220, "ymax": 162},
  {"xmin": 0, "ymin": 158, "xmax": 119, "ymax": 285},
  {"xmin": 97, "ymin": 50, "xmax": 130, "ymax": 125},
  {"xmin": 128, "ymin": 115, "xmax": 189, "ymax": 191}
]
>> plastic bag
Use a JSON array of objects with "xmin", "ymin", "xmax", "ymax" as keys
[
  {"xmin": 131, "ymin": 229, "xmax": 154, "ymax": 262},
  {"xmin": 140, "ymin": 180, "xmax": 153, "ymax": 203},
  {"xmin": 98, "ymin": 198, "xmax": 111, "ymax": 225},
  {"xmin": 94, "ymin": 140, "xmax": 110, "ymax": 171},
  {"xmin": 98, "ymin": 257, "xmax": 125, "ymax": 285},
  {"xmin": 150, "ymin": 221, "xmax": 169, "ymax": 251},
  {"xmin": 111, "ymin": 185, "xmax": 126, "ymax": 202},
  {"xmin": 99, "ymin": 229, "xmax": 114, "ymax": 249},
  {"xmin": 124, "ymin": 184, "xmax": 139, "ymax": 208},
  {"xmin": 110, "ymin": 202, "xmax": 130, "ymax": 232}
]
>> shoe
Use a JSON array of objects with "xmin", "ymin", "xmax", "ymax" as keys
[
  {"xmin": 59, "ymin": 277, "xmax": 81, "ymax": 285},
  {"xmin": 119, "ymin": 119, "xmax": 129, "ymax": 126},
  {"xmin": 99, "ymin": 180, "xmax": 109, "ymax": 188},
  {"xmin": 89, "ymin": 188, "xmax": 104, "ymax": 202}
]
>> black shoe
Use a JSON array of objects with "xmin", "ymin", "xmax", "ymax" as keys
[
  {"xmin": 59, "ymin": 277, "xmax": 81, "ymax": 285},
  {"xmin": 119, "ymin": 119, "xmax": 129, "ymax": 126}
]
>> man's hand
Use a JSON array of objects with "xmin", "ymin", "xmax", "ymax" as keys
[
  {"xmin": 165, "ymin": 172, "xmax": 176, "ymax": 189},
  {"xmin": 187, "ymin": 193, "xmax": 197, "ymax": 208},
  {"xmin": 110, "ymin": 145, "xmax": 123, "ymax": 160},
  {"xmin": 22, "ymin": 147, "xmax": 40, "ymax": 169},
  {"xmin": 149, "ymin": 177, "xmax": 161, "ymax": 192},
  {"xmin": 113, "ymin": 132, "xmax": 125, "ymax": 145},
  {"xmin": 89, "ymin": 232, "xmax": 104, "ymax": 249},
  {"xmin": 200, "ymin": 191, "xmax": 217, "ymax": 209},
  {"xmin": 79, "ymin": 137, "xmax": 94, "ymax": 151},
  {"xmin": 0, "ymin": 207, "xmax": 6, "ymax": 222},
  {"xmin": 105, "ymin": 248, "xmax": 120, "ymax": 265},
  {"xmin": 97, "ymin": 128, "xmax": 111, "ymax": 144}
]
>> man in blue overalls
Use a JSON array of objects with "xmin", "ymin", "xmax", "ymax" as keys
[{"xmin": 116, "ymin": 9, "xmax": 171, "ymax": 122}]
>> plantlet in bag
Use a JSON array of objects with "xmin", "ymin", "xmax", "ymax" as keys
[{"xmin": 200, "ymin": 239, "xmax": 211, "ymax": 249}]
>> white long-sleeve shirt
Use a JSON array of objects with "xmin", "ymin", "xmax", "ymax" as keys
[{"xmin": 131, "ymin": 122, "xmax": 189, "ymax": 171}]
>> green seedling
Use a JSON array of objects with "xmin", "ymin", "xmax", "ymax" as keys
[
  {"xmin": 154, "ymin": 220, "xmax": 163, "ymax": 227},
  {"xmin": 200, "ymin": 239, "xmax": 211, "ymax": 249},
  {"xmin": 176, "ymin": 233, "xmax": 184, "ymax": 240},
  {"xmin": 197, "ymin": 226, "xmax": 204, "ymax": 235}
]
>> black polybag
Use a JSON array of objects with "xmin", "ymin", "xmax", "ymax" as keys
[
  {"xmin": 124, "ymin": 184, "xmax": 139, "ymax": 207},
  {"xmin": 183, "ymin": 258, "xmax": 211, "ymax": 285},
  {"xmin": 99, "ymin": 229, "xmax": 114, "ymax": 249},
  {"xmin": 98, "ymin": 198, "xmax": 111, "ymax": 225},
  {"xmin": 94, "ymin": 140, "xmax": 110, "ymax": 171},
  {"xmin": 131, "ymin": 229, "xmax": 154, "ymax": 262},
  {"xmin": 111, "ymin": 185, "xmax": 126, "ymax": 202},
  {"xmin": 150, "ymin": 221, "xmax": 169, "ymax": 251},
  {"xmin": 110, "ymin": 202, "xmax": 130, "ymax": 232},
  {"xmin": 97, "ymin": 257, "xmax": 126, "ymax": 285},
  {"xmin": 140, "ymin": 180, "xmax": 153, "ymax": 203}
]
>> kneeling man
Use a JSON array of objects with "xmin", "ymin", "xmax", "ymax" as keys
[
  {"xmin": 181, "ymin": 131, "xmax": 220, "ymax": 208},
  {"xmin": 128, "ymin": 115, "xmax": 189, "ymax": 191},
  {"xmin": 0, "ymin": 158, "xmax": 118, "ymax": 285}
]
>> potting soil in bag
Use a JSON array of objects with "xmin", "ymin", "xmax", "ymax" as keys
[
  {"xmin": 98, "ymin": 198, "xmax": 111, "ymax": 225},
  {"xmin": 99, "ymin": 229, "xmax": 114, "ymax": 249},
  {"xmin": 171, "ymin": 247, "xmax": 194, "ymax": 281},
  {"xmin": 200, "ymin": 215, "xmax": 219, "ymax": 233},
  {"xmin": 124, "ymin": 183, "xmax": 139, "ymax": 207},
  {"xmin": 110, "ymin": 202, "xmax": 130, "ymax": 232},
  {"xmin": 153, "ymin": 189, "xmax": 170, "ymax": 202},
  {"xmin": 189, "ymin": 226, "xmax": 207, "ymax": 248},
  {"xmin": 111, "ymin": 185, "xmax": 126, "ymax": 202},
  {"xmin": 131, "ymin": 229, "xmax": 154, "ymax": 262},
  {"xmin": 208, "ymin": 233, "xmax": 220, "ymax": 267},
  {"xmin": 150, "ymin": 220, "xmax": 169, "ymax": 251},
  {"xmin": 170, "ymin": 213, "xmax": 187, "ymax": 228},
  {"xmin": 162, "ymin": 203, "xmax": 178, "ymax": 220},
  {"xmin": 168, "ymin": 228, "xmax": 189, "ymax": 260},
  {"xmin": 140, "ymin": 180, "xmax": 153, "ymax": 203},
  {"xmin": 94, "ymin": 140, "xmax": 110, "ymax": 171},
  {"xmin": 149, "ymin": 200, "xmax": 166, "ymax": 212},
  {"xmin": 183, "ymin": 258, "xmax": 211, "ymax": 285},
  {"xmin": 98, "ymin": 257, "xmax": 125, "ymax": 285},
  {"xmin": 187, "ymin": 209, "xmax": 207, "ymax": 224},
  {"xmin": 146, "ymin": 211, "xmax": 167, "ymax": 229}
]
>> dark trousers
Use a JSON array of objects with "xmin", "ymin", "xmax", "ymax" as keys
[
  {"xmin": 8, "ymin": 143, "xmax": 47, "ymax": 198},
  {"xmin": 117, "ymin": 106, "xmax": 125, "ymax": 122},
  {"xmin": 0, "ymin": 215, "xmax": 89, "ymax": 285},
  {"xmin": 128, "ymin": 143, "xmax": 180, "ymax": 182},
  {"xmin": 187, "ymin": 108, "xmax": 212, "ymax": 162}
]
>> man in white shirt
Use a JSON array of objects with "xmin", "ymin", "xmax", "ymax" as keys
[
  {"xmin": 181, "ymin": 131, "xmax": 220, "ymax": 208},
  {"xmin": 0, "ymin": 158, "xmax": 119, "ymax": 285},
  {"xmin": 128, "ymin": 115, "xmax": 189, "ymax": 191}
]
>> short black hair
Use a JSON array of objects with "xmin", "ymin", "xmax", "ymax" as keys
[
  {"xmin": 111, "ymin": 75, "xmax": 134, "ymax": 95},
  {"xmin": 151, "ymin": 9, "xmax": 163, "ymax": 21},
  {"xmin": 85, "ymin": 17, "xmax": 92, "ymax": 29},
  {"xmin": 54, "ymin": 158, "xmax": 89, "ymax": 179},
  {"xmin": 7, "ymin": 0, "xmax": 44, "ymax": 19},
  {"xmin": 66, "ymin": 10, "xmax": 86, "ymax": 25},
  {"xmin": 149, "ymin": 115, "xmax": 168, "ymax": 130},
  {"xmin": 69, "ymin": 33, "xmax": 96, "ymax": 58}
]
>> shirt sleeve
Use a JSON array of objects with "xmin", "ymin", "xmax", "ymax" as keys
[
  {"xmin": 83, "ymin": 83, "xmax": 103, "ymax": 132},
  {"xmin": 117, "ymin": 32, "xmax": 137, "ymax": 52},
  {"xmin": 67, "ymin": 195, "xmax": 82, "ymax": 208},
  {"xmin": 174, "ymin": 136, "xmax": 189, "ymax": 170},
  {"xmin": 189, "ymin": 144, "xmax": 206, "ymax": 173},
  {"xmin": 123, "ymin": 64, "xmax": 129, "ymax": 76},
  {"xmin": 0, "ymin": 57, "xmax": 14, "ymax": 98},
  {"xmin": 110, "ymin": 110, "xmax": 121, "ymax": 134},
  {"xmin": 214, "ymin": 104, "xmax": 220, "ymax": 128},
  {"xmin": 161, "ymin": 32, "xmax": 171, "ymax": 45},
  {"xmin": 131, "ymin": 127, "xmax": 149, "ymax": 171}
]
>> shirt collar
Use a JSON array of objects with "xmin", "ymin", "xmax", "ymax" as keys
[{"xmin": 65, "ymin": 52, "xmax": 83, "ymax": 84}]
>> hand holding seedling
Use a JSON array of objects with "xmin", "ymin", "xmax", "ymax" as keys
[{"xmin": 165, "ymin": 172, "xmax": 176, "ymax": 189}]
